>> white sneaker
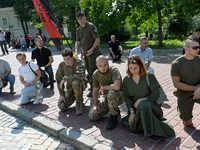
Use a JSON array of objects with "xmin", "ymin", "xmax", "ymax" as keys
[{"xmin": 33, "ymin": 94, "xmax": 43, "ymax": 104}]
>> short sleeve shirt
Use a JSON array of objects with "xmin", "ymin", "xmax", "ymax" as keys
[
  {"xmin": 31, "ymin": 46, "xmax": 52, "ymax": 67},
  {"xmin": 171, "ymin": 55, "xmax": 200, "ymax": 92},
  {"xmin": 93, "ymin": 66, "xmax": 122, "ymax": 93},
  {"xmin": 129, "ymin": 46, "xmax": 153, "ymax": 64},
  {"xmin": 18, "ymin": 62, "xmax": 40, "ymax": 84},
  {"xmin": 108, "ymin": 40, "xmax": 120, "ymax": 52},
  {"xmin": 76, "ymin": 21, "xmax": 100, "ymax": 52},
  {"xmin": 0, "ymin": 59, "xmax": 11, "ymax": 76}
]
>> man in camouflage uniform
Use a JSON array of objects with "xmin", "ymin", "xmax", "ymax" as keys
[
  {"xmin": 56, "ymin": 48, "xmax": 87, "ymax": 115},
  {"xmin": 89, "ymin": 55, "xmax": 124, "ymax": 130},
  {"xmin": 75, "ymin": 12, "xmax": 101, "ymax": 97}
]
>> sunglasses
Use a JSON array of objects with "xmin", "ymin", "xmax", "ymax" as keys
[
  {"xmin": 187, "ymin": 46, "xmax": 200, "ymax": 50},
  {"xmin": 128, "ymin": 57, "xmax": 140, "ymax": 62}
]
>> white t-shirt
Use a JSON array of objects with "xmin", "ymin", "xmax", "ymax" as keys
[{"xmin": 18, "ymin": 62, "xmax": 40, "ymax": 84}]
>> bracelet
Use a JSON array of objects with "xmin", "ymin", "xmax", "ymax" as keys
[{"xmin": 130, "ymin": 110, "xmax": 134, "ymax": 114}]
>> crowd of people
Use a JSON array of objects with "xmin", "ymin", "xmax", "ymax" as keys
[
  {"xmin": 1, "ymin": 12, "xmax": 200, "ymax": 139},
  {"xmin": 0, "ymin": 28, "xmax": 48, "ymax": 54}
]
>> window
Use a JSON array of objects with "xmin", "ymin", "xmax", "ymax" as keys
[
  {"xmin": 18, "ymin": 18, "xmax": 21, "ymax": 27},
  {"xmin": 2, "ymin": 18, "xmax": 7, "ymax": 29}
]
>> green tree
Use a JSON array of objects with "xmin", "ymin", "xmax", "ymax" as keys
[
  {"xmin": 80, "ymin": 0, "xmax": 131, "ymax": 41},
  {"xmin": 13, "ymin": 0, "xmax": 34, "ymax": 36}
]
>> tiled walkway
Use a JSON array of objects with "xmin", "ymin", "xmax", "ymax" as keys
[{"xmin": 0, "ymin": 47, "xmax": 199, "ymax": 150}]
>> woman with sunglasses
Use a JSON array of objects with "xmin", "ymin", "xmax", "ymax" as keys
[{"xmin": 121, "ymin": 55, "xmax": 174, "ymax": 137}]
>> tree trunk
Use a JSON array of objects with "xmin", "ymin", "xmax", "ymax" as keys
[
  {"xmin": 24, "ymin": 19, "xmax": 29, "ymax": 35},
  {"xmin": 20, "ymin": 19, "xmax": 27, "ymax": 37},
  {"xmin": 69, "ymin": 5, "xmax": 76, "ymax": 40},
  {"xmin": 157, "ymin": 6, "xmax": 163, "ymax": 47}
]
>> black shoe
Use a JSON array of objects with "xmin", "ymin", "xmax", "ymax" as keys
[
  {"xmin": 43, "ymin": 82, "xmax": 50, "ymax": 88},
  {"xmin": 105, "ymin": 115, "xmax": 118, "ymax": 130},
  {"xmin": 87, "ymin": 90, "xmax": 93, "ymax": 97},
  {"xmin": 117, "ymin": 108, "xmax": 120, "ymax": 115}
]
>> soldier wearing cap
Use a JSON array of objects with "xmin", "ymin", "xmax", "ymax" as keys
[{"xmin": 75, "ymin": 12, "xmax": 101, "ymax": 97}]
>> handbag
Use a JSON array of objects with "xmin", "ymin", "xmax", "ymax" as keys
[
  {"xmin": 146, "ymin": 73, "xmax": 168, "ymax": 105},
  {"xmin": 28, "ymin": 62, "xmax": 49, "ymax": 83}
]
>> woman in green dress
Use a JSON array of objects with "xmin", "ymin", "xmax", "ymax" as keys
[{"xmin": 121, "ymin": 54, "xmax": 174, "ymax": 138}]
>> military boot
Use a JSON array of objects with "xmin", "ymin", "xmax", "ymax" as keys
[
  {"xmin": 105, "ymin": 115, "xmax": 118, "ymax": 130},
  {"xmin": 76, "ymin": 102, "xmax": 83, "ymax": 115}
]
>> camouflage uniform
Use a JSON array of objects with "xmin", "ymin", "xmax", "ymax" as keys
[
  {"xmin": 56, "ymin": 58, "xmax": 87, "ymax": 111},
  {"xmin": 89, "ymin": 66, "xmax": 125, "ymax": 120}
]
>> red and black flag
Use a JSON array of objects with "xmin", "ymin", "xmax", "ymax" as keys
[{"xmin": 32, "ymin": 0, "xmax": 62, "ymax": 50}]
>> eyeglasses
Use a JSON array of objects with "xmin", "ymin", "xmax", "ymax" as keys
[
  {"xmin": 128, "ymin": 57, "xmax": 140, "ymax": 62},
  {"xmin": 187, "ymin": 46, "xmax": 200, "ymax": 50}
]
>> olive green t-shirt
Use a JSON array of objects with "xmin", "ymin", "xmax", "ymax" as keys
[
  {"xmin": 93, "ymin": 66, "xmax": 122, "ymax": 93},
  {"xmin": 171, "ymin": 55, "xmax": 200, "ymax": 92},
  {"xmin": 76, "ymin": 21, "xmax": 100, "ymax": 52}
]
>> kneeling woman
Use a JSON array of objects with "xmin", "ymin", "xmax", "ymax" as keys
[{"xmin": 122, "ymin": 55, "xmax": 174, "ymax": 138}]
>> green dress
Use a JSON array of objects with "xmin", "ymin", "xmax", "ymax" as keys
[{"xmin": 121, "ymin": 73, "xmax": 175, "ymax": 138}]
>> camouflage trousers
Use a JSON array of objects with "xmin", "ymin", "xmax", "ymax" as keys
[
  {"xmin": 58, "ymin": 80, "xmax": 86, "ymax": 111},
  {"xmin": 89, "ymin": 90, "xmax": 124, "ymax": 121}
]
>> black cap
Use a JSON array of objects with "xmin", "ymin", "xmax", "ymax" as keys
[{"xmin": 76, "ymin": 12, "xmax": 85, "ymax": 18}]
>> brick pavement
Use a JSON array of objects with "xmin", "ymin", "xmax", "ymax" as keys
[
  {"xmin": 0, "ymin": 108, "xmax": 77, "ymax": 150},
  {"xmin": 0, "ymin": 47, "xmax": 200, "ymax": 149}
]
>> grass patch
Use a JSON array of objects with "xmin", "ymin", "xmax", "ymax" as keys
[{"xmin": 49, "ymin": 39, "xmax": 184, "ymax": 50}]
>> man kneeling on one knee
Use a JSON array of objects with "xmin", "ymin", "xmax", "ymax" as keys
[
  {"xmin": 56, "ymin": 48, "xmax": 87, "ymax": 115},
  {"xmin": 89, "ymin": 55, "xmax": 124, "ymax": 130}
]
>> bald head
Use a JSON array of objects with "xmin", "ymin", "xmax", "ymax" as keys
[
  {"xmin": 96, "ymin": 55, "xmax": 109, "ymax": 73},
  {"xmin": 96, "ymin": 55, "xmax": 108, "ymax": 63}
]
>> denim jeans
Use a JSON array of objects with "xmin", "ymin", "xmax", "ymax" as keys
[
  {"xmin": 0, "ymin": 74, "xmax": 15, "ymax": 94},
  {"xmin": 45, "ymin": 66, "xmax": 54, "ymax": 86},
  {"xmin": 20, "ymin": 83, "xmax": 43, "ymax": 104},
  {"xmin": 21, "ymin": 43, "xmax": 27, "ymax": 51}
]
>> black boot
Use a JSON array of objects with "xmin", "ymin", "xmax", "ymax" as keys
[{"xmin": 105, "ymin": 115, "xmax": 118, "ymax": 130}]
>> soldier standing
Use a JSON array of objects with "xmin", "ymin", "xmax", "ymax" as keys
[
  {"xmin": 89, "ymin": 55, "xmax": 124, "ymax": 130},
  {"xmin": 56, "ymin": 48, "xmax": 87, "ymax": 115},
  {"xmin": 75, "ymin": 12, "xmax": 100, "ymax": 97}
]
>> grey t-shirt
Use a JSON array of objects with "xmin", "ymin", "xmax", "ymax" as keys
[{"xmin": 0, "ymin": 59, "xmax": 11, "ymax": 76}]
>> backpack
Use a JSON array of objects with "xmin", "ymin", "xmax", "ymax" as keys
[{"xmin": 28, "ymin": 62, "xmax": 49, "ymax": 83}]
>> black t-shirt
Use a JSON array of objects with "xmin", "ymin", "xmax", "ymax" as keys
[
  {"xmin": 108, "ymin": 40, "xmax": 120, "ymax": 52},
  {"xmin": 5, "ymin": 32, "xmax": 11, "ymax": 39},
  {"xmin": 31, "ymin": 46, "xmax": 52, "ymax": 67}
]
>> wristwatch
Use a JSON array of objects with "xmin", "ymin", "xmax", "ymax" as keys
[{"xmin": 130, "ymin": 110, "xmax": 134, "ymax": 114}]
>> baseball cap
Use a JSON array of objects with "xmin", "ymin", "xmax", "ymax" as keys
[{"xmin": 76, "ymin": 12, "xmax": 85, "ymax": 19}]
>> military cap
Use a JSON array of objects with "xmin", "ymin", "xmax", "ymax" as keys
[{"xmin": 76, "ymin": 12, "xmax": 85, "ymax": 18}]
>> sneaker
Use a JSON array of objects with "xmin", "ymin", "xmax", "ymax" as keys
[
  {"xmin": 10, "ymin": 89, "xmax": 16, "ymax": 94},
  {"xmin": 33, "ymin": 94, "xmax": 43, "ymax": 104}
]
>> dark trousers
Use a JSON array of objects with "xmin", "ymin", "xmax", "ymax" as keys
[
  {"xmin": 45, "ymin": 66, "xmax": 54, "ymax": 86},
  {"xmin": 110, "ymin": 50, "xmax": 122, "ymax": 61},
  {"xmin": 0, "ymin": 40, "xmax": 8, "ymax": 54}
]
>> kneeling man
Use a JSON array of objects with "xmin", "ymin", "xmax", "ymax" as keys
[
  {"xmin": 56, "ymin": 48, "xmax": 87, "ymax": 115},
  {"xmin": 89, "ymin": 55, "xmax": 124, "ymax": 130},
  {"xmin": 16, "ymin": 52, "xmax": 43, "ymax": 104}
]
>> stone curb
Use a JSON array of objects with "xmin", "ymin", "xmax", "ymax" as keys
[{"xmin": 0, "ymin": 98, "xmax": 116, "ymax": 150}]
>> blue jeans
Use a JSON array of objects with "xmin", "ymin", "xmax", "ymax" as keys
[
  {"xmin": 45, "ymin": 66, "xmax": 54, "ymax": 86},
  {"xmin": 21, "ymin": 43, "xmax": 27, "ymax": 51},
  {"xmin": 21, "ymin": 83, "xmax": 43, "ymax": 104},
  {"xmin": 0, "ymin": 74, "xmax": 15, "ymax": 94}
]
